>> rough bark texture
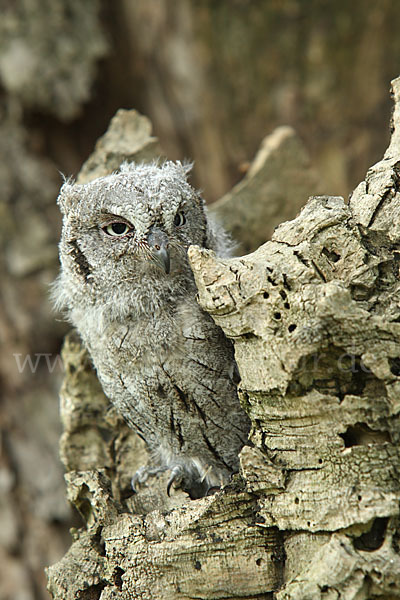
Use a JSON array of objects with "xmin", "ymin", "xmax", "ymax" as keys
[{"xmin": 47, "ymin": 80, "xmax": 400, "ymax": 599}]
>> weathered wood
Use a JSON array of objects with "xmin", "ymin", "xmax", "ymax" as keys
[
  {"xmin": 77, "ymin": 109, "xmax": 163, "ymax": 184},
  {"xmin": 189, "ymin": 77, "xmax": 400, "ymax": 598},
  {"xmin": 212, "ymin": 126, "xmax": 323, "ymax": 254},
  {"xmin": 47, "ymin": 80, "xmax": 400, "ymax": 600}
]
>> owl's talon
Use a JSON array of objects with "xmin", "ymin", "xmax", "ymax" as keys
[
  {"xmin": 131, "ymin": 466, "xmax": 147, "ymax": 493},
  {"xmin": 206, "ymin": 485, "xmax": 220, "ymax": 496},
  {"xmin": 167, "ymin": 465, "xmax": 184, "ymax": 496},
  {"xmin": 131, "ymin": 465, "xmax": 167, "ymax": 493}
]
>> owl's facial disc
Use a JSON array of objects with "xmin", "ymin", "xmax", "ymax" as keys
[{"xmin": 147, "ymin": 228, "xmax": 170, "ymax": 274}]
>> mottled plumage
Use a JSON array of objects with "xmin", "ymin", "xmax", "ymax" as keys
[{"xmin": 53, "ymin": 161, "xmax": 250, "ymax": 498}]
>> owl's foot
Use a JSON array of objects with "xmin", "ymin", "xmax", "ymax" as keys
[
  {"xmin": 166, "ymin": 465, "xmax": 184, "ymax": 496},
  {"xmin": 132, "ymin": 463, "xmax": 221, "ymax": 498},
  {"xmin": 131, "ymin": 465, "xmax": 167, "ymax": 493}
]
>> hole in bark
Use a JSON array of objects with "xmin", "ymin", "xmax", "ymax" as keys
[
  {"xmin": 294, "ymin": 497, "xmax": 299, "ymax": 504},
  {"xmin": 288, "ymin": 324, "xmax": 297, "ymax": 332},
  {"xmin": 267, "ymin": 276, "xmax": 278, "ymax": 286},
  {"xmin": 243, "ymin": 332, "xmax": 257, "ymax": 340},
  {"xmin": 289, "ymin": 346, "xmax": 388, "ymax": 402},
  {"xmin": 79, "ymin": 582, "xmax": 106, "ymax": 599},
  {"xmin": 318, "ymin": 458, "xmax": 323, "ymax": 464},
  {"xmin": 75, "ymin": 485, "xmax": 93, "ymax": 524},
  {"xmin": 263, "ymin": 292, "xmax": 269, "ymax": 299},
  {"xmin": 271, "ymin": 530, "xmax": 286, "ymax": 566},
  {"xmin": 353, "ymin": 517, "xmax": 389, "ymax": 551},
  {"xmin": 339, "ymin": 423, "xmax": 391, "ymax": 447},
  {"xmin": 274, "ymin": 312, "xmax": 281, "ymax": 320},
  {"xmin": 350, "ymin": 283, "xmax": 374, "ymax": 301},
  {"xmin": 256, "ymin": 558, "xmax": 263, "ymax": 566},
  {"xmin": 284, "ymin": 302, "xmax": 290, "ymax": 309},
  {"xmin": 322, "ymin": 247, "xmax": 341, "ymax": 262},
  {"xmin": 92, "ymin": 532, "xmax": 106, "ymax": 556},
  {"xmin": 279, "ymin": 290, "xmax": 287, "ymax": 300},
  {"xmin": 257, "ymin": 515, "xmax": 266, "ymax": 524},
  {"xmin": 113, "ymin": 567, "xmax": 124, "ymax": 590},
  {"xmin": 283, "ymin": 274, "xmax": 291, "ymax": 290},
  {"xmin": 194, "ymin": 560, "xmax": 202, "ymax": 570},
  {"xmin": 389, "ymin": 357, "xmax": 400, "ymax": 376},
  {"xmin": 68, "ymin": 364, "xmax": 76, "ymax": 374},
  {"xmin": 377, "ymin": 260, "xmax": 398, "ymax": 292}
]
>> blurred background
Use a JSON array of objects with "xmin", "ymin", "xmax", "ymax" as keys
[{"xmin": 1, "ymin": 1, "xmax": 400, "ymax": 598}]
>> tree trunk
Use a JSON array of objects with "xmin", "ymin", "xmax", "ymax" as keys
[{"xmin": 46, "ymin": 79, "xmax": 400, "ymax": 599}]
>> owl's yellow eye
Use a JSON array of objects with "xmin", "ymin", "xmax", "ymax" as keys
[{"xmin": 103, "ymin": 222, "xmax": 131, "ymax": 237}]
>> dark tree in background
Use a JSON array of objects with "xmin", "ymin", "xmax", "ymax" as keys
[{"xmin": 1, "ymin": 1, "xmax": 400, "ymax": 599}]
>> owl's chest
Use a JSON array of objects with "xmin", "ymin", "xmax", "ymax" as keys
[{"xmin": 87, "ymin": 311, "xmax": 181, "ymax": 372}]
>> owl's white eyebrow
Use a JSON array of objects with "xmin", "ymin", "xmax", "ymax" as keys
[{"xmin": 99, "ymin": 212, "xmax": 133, "ymax": 225}]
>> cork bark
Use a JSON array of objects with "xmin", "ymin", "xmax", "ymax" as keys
[{"xmin": 47, "ymin": 80, "xmax": 400, "ymax": 599}]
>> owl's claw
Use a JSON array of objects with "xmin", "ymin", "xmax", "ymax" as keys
[
  {"xmin": 167, "ymin": 465, "xmax": 184, "ymax": 496},
  {"xmin": 206, "ymin": 485, "xmax": 220, "ymax": 496},
  {"xmin": 131, "ymin": 465, "xmax": 167, "ymax": 493},
  {"xmin": 131, "ymin": 466, "xmax": 148, "ymax": 493}
]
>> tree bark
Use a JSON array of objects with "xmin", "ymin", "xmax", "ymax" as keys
[{"xmin": 46, "ymin": 79, "xmax": 400, "ymax": 599}]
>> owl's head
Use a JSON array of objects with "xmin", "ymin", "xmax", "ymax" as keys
[{"xmin": 54, "ymin": 161, "xmax": 219, "ymax": 319}]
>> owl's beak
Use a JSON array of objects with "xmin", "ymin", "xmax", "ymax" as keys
[{"xmin": 147, "ymin": 228, "xmax": 170, "ymax": 274}]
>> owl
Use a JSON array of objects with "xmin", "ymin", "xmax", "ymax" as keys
[{"xmin": 53, "ymin": 161, "xmax": 250, "ymax": 498}]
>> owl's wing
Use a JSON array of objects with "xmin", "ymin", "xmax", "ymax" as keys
[{"xmin": 162, "ymin": 303, "xmax": 250, "ymax": 461}]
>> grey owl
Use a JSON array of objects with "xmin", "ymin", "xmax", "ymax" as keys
[{"xmin": 53, "ymin": 161, "xmax": 250, "ymax": 498}]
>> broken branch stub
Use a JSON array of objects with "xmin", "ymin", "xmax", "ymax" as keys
[{"xmin": 211, "ymin": 125, "xmax": 323, "ymax": 254}]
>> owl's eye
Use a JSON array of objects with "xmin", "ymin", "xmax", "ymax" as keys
[
  {"xmin": 103, "ymin": 222, "xmax": 132, "ymax": 237},
  {"xmin": 174, "ymin": 211, "xmax": 186, "ymax": 227}
]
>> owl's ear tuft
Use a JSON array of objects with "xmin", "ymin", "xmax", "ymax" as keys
[
  {"xmin": 180, "ymin": 160, "xmax": 194, "ymax": 177},
  {"xmin": 57, "ymin": 180, "xmax": 79, "ymax": 215}
]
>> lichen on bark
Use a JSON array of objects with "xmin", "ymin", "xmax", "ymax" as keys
[{"xmin": 47, "ymin": 80, "xmax": 400, "ymax": 599}]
